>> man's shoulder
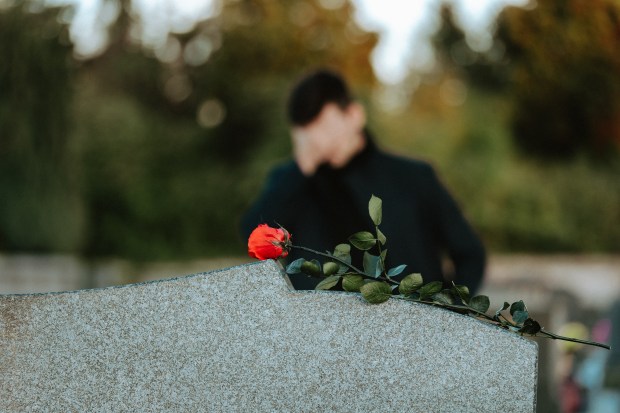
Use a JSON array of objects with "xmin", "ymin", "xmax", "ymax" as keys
[
  {"xmin": 374, "ymin": 149, "xmax": 436, "ymax": 178},
  {"xmin": 269, "ymin": 160, "xmax": 301, "ymax": 175},
  {"xmin": 265, "ymin": 160, "xmax": 305, "ymax": 183}
]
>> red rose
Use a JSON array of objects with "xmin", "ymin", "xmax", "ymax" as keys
[{"xmin": 248, "ymin": 224, "xmax": 291, "ymax": 260}]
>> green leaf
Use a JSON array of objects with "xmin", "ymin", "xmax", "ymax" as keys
[
  {"xmin": 432, "ymin": 291, "xmax": 455, "ymax": 305},
  {"xmin": 334, "ymin": 243, "xmax": 351, "ymax": 257},
  {"xmin": 380, "ymin": 249, "xmax": 387, "ymax": 262},
  {"xmin": 342, "ymin": 274, "xmax": 365, "ymax": 292},
  {"xmin": 315, "ymin": 275, "xmax": 341, "ymax": 290},
  {"xmin": 387, "ymin": 264, "xmax": 407, "ymax": 277},
  {"xmin": 519, "ymin": 318, "xmax": 542, "ymax": 335},
  {"xmin": 360, "ymin": 281, "xmax": 392, "ymax": 304},
  {"xmin": 348, "ymin": 231, "xmax": 376, "ymax": 250},
  {"xmin": 333, "ymin": 244, "xmax": 352, "ymax": 273},
  {"xmin": 286, "ymin": 258, "xmax": 306, "ymax": 274},
  {"xmin": 376, "ymin": 228, "xmax": 387, "ymax": 245},
  {"xmin": 336, "ymin": 266, "xmax": 349, "ymax": 275},
  {"xmin": 368, "ymin": 195, "xmax": 382, "ymax": 226},
  {"xmin": 418, "ymin": 281, "xmax": 443, "ymax": 300},
  {"xmin": 301, "ymin": 260, "xmax": 322, "ymax": 276},
  {"xmin": 363, "ymin": 252, "xmax": 382, "ymax": 277},
  {"xmin": 451, "ymin": 283, "xmax": 470, "ymax": 304},
  {"xmin": 510, "ymin": 300, "xmax": 526, "ymax": 316},
  {"xmin": 469, "ymin": 295, "xmax": 490, "ymax": 313},
  {"xmin": 322, "ymin": 261, "xmax": 339, "ymax": 276},
  {"xmin": 513, "ymin": 310, "xmax": 529, "ymax": 325},
  {"xmin": 398, "ymin": 273, "xmax": 423, "ymax": 295},
  {"xmin": 495, "ymin": 302, "xmax": 510, "ymax": 318}
]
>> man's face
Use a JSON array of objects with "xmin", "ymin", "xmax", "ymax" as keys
[{"xmin": 291, "ymin": 102, "xmax": 365, "ymax": 170}]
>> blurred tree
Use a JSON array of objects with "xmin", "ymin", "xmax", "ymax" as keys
[
  {"xmin": 381, "ymin": 1, "xmax": 620, "ymax": 254},
  {"xmin": 431, "ymin": 3, "xmax": 512, "ymax": 92},
  {"xmin": 497, "ymin": 0, "xmax": 620, "ymax": 158},
  {"xmin": 79, "ymin": 0, "xmax": 377, "ymax": 161},
  {"xmin": 2, "ymin": 0, "xmax": 619, "ymax": 258},
  {"xmin": 161, "ymin": 0, "xmax": 378, "ymax": 163},
  {"xmin": 0, "ymin": 2, "xmax": 85, "ymax": 252},
  {"xmin": 71, "ymin": 0, "xmax": 378, "ymax": 258}
]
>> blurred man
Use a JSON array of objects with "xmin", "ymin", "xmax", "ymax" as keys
[{"xmin": 241, "ymin": 69, "xmax": 486, "ymax": 292}]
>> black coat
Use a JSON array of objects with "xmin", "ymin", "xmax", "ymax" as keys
[{"xmin": 241, "ymin": 138, "xmax": 486, "ymax": 293}]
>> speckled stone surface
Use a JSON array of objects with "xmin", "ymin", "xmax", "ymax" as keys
[{"xmin": 1, "ymin": 260, "xmax": 537, "ymax": 412}]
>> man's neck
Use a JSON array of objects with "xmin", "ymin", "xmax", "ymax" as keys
[{"xmin": 330, "ymin": 130, "xmax": 367, "ymax": 169}]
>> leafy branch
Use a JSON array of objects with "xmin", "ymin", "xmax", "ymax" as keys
[{"xmin": 284, "ymin": 195, "xmax": 610, "ymax": 351}]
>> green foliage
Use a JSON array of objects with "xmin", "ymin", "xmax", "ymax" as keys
[
  {"xmin": 379, "ymin": 88, "xmax": 620, "ymax": 253},
  {"xmin": 342, "ymin": 274, "xmax": 364, "ymax": 292},
  {"xmin": 497, "ymin": 0, "xmax": 620, "ymax": 158},
  {"xmin": 283, "ymin": 195, "xmax": 609, "ymax": 349},
  {"xmin": 418, "ymin": 281, "xmax": 444, "ymax": 301},
  {"xmin": 362, "ymin": 252, "xmax": 382, "ymax": 277},
  {"xmin": 0, "ymin": 0, "xmax": 378, "ymax": 259},
  {"xmin": 78, "ymin": 0, "xmax": 376, "ymax": 259},
  {"xmin": 285, "ymin": 258, "xmax": 306, "ymax": 274},
  {"xmin": 2, "ymin": 0, "xmax": 619, "ymax": 260},
  {"xmin": 73, "ymin": 89, "xmax": 256, "ymax": 259},
  {"xmin": 368, "ymin": 194, "xmax": 382, "ymax": 226},
  {"xmin": 322, "ymin": 261, "xmax": 339, "ymax": 276},
  {"xmin": 348, "ymin": 231, "xmax": 376, "ymax": 250},
  {"xmin": 332, "ymin": 244, "xmax": 352, "ymax": 273},
  {"xmin": 453, "ymin": 285, "xmax": 470, "ymax": 304},
  {"xmin": 360, "ymin": 281, "xmax": 392, "ymax": 304},
  {"xmin": 431, "ymin": 4, "xmax": 511, "ymax": 91},
  {"xmin": 301, "ymin": 260, "xmax": 322, "ymax": 276},
  {"xmin": 398, "ymin": 274, "xmax": 423, "ymax": 295},
  {"xmin": 471, "ymin": 157, "xmax": 620, "ymax": 253},
  {"xmin": 315, "ymin": 275, "xmax": 341, "ymax": 291},
  {"xmin": 469, "ymin": 295, "xmax": 490, "ymax": 313},
  {"xmin": 386, "ymin": 264, "xmax": 406, "ymax": 277},
  {"xmin": 0, "ymin": 3, "xmax": 85, "ymax": 252}
]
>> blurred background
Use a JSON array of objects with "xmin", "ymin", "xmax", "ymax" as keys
[{"xmin": 1, "ymin": 0, "xmax": 619, "ymax": 411}]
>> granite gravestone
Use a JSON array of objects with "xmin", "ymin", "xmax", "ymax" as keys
[{"xmin": 1, "ymin": 260, "xmax": 538, "ymax": 412}]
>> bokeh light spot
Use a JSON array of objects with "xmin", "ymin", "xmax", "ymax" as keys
[
  {"xmin": 439, "ymin": 78, "xmax": 467, "ymax": 106},
  {"xmin": 197, "ymin": 99, "xmax": 226, "ymax": 128},
  {"xmin": 184, "ymin": 34, "xmax": 213, "ymax": 66},
  {"xmin": 164, "ymin": 74, "xmax": 192, "ymax": 103}
]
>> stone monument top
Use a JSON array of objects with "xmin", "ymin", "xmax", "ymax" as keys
[{"xmin": 1, "ymin": 260, "xmax": 537, "ymax": 412}]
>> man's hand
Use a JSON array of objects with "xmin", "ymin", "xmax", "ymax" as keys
[{"xmin": 292, "ymin": 127, "xmax": 326, "ymax": 176}]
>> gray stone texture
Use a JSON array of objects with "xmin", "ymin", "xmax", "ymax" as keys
[{"xmin": 1, "ymin": 260, "xmax": 537, "ymax": 412}]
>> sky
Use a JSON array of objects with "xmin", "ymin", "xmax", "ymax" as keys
[
  {"xmin": 353, "ymin": 0, "xmax": 528, "ymax": 82},
  {"xmin": 48, "ymin": 0, "xmax": 529, "ymax": 84}
]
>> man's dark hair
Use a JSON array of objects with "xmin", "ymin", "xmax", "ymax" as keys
[{"xmin": 287, "ymin": 69, "xmax": 352, "ymax": 126}]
